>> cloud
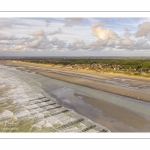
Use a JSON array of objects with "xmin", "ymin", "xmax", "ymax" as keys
[
  {"xmin": 47, "ymin": 28, "xmax": 62, "ymax": 35},
  {"xmin": 0, "ymin": 35, "xmax": 18, "ymax": 40},
  {"xmin": 124, "ymin": 28, "xmax": 132, "ymax": 38},
  {"xmin": 27, "ymin": 35, "xmax": 52, "ymax": 50},
  {"xmin": 38, "ymin": 49, "xmax": 43, "ymax": 52},
  {"xmin": 45, "ymin": 19, "xmax": 51, "ymax": 27},
  {"xmin": 50, "ymin": 37, "xmax": 66, "ymax": 48},
  {"xmin": 11, "ymin": 45, "xmax": 25, "ymax": 51},
  {"xmin": 1, "ymin": 18, "xmax": 150, "ymax": 54},
  {"xmin": 135, "ymin": 22, "xmax": 150, "ymax": 37},
  {"xmin": 0, "ymin": 35, "xmax": 30, "ymax": 52},
  {"xmin": 67, "ymin": 38, "xmax": 92, "ymax": 51},
  {"xmin": 65, "ymin": 18, "xmax": 84, "ymax": 27},
  {"xmin": 133, "ymin": 39, "xmax": 150, "ymax": 49},
  {"xmin": 50, "ymin": 37, "xmax": 58, "ymax": 43},
  {"xmin": 90, "ymin": 23, "xmax": 118, "ymax": 49},
  {"xmin": 119, "ymin": 38, "xmax": 134, "ymax": 46},
  {"xmin": 91, "ymin": 23, "xmax": 118, "ymax": 41},
  {"xmin": 0, "ymin": 44, "xmax": 10, "ymax": 51},
  {"xmin": 38, "ymin": 36, "xmax": 52, "ymax": 49},
  {"xmin": 0, "ymin": 23, "xmax": 12, "ymax": 29},
  {"xmin": 116, "ymin": 38, "xmax": 150, "ymax": 50},
  {"xmin": 90, "ymin": 39, "xmax": 109, "ymax": 47},
  {"xmin": 28, "ymin": 37, "xmax": 42, "ymax": 48},
  {"xmin": 32, "ymin": 29, "xmax": 45, "ymax": 36}
]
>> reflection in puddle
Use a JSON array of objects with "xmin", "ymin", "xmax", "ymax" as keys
[
  {"xmin": 52, "ymin": 87, "xmax": 102, "ymax": 118},
  {"xmin": 52, "ymin": 87, "xmax": 108, "ymax": 127}
]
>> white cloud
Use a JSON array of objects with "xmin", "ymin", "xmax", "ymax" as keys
[
  {"xmin": 91, "ymin": 23, "xmax": 118, "ymax": 41},
  {"xmin": 32, "ymin": 29, "xmax": 45, "ymax": 36},
  {"xmin": 1, "ymin": 18, "xmax": 150, "ymax": 56},
  {"xmin": 135, "ymin": 22, "xmax": 150, "ymax": 37}
]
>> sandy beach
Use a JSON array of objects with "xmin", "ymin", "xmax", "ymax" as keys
[
  {"xmin": 1, "ymin": 60, "xmax": 150, "ymax": 132},
  {"xmin": 2, "ymin": 60, "xmax": 150, "ymax": 102}
]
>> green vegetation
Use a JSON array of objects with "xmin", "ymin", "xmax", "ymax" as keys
[
  {"xmin": 21, "ymin": 58, "xmax": 150, "ymax": 70},
  {"xmin": 18, "ymin": 57, "xmax": 150, "ymax": 77}
]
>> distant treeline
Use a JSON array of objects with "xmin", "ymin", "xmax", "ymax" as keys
[{"xmin": 20, "ymin": 58, "xmax": 150, "ymax": 71}]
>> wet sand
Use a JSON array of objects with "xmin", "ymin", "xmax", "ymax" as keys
[
  {"xmin": 1, "ymin": 60, "xmax": 150, "ymax": 102},
  {"xmin": 35, "ymin": 71, "xmax": 150, "ymax": 102},
  {"xmin": 79, "ymin": 94, "xmax": 150, "ymax": 132},
  {"xmin": 49, "ymin": 91, "xmax": 150, "ymax": 132}
]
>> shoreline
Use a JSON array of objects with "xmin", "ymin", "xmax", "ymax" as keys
[{"xmin": 1, "ymin": 60, "xmax": 150, "ymax": 102}]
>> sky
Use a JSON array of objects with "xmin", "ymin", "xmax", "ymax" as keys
[{"xmin": 1, "ymin": 17, "xmax": 150, "ymax": 57}]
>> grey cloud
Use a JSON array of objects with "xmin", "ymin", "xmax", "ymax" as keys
[
  {"xmin": 65, "ymin": 18, "xmax": 84, "ymax": 27},
  {"xmin": 0, "ymin": 35, "xmax": 18, "ymax": 40},
  {"xmin": 0, "ymin": 35, "xmax": 31, "ymax": 52},
  {"xmin": 0, "ymin": 35, "xmax": 30, "ymax": 48},
  {"xmin": 116, "ymin": 39, "xmax": 150, "ymax": 50},
  {"xmin": 27, "ymin": 35, "xmax": 51, "ymax": 49},
  {"xmin": 50, "ymin": 37, "xmax": 58, "ymax": 44},
  {"xmin": 133, "ymin": 39, "xmax": 150, "ymax": 49},
  {"xmin": 47, "ymin": 28, "xmax": 62, "ymax": 35},
  {"xmin": 38, "ymin": 36, "xmax": 52, "ymax": 49},
  {"xmin": 89, "ymin": 39, "xmax": 117, "ymax": 50},
  {"xmin": 124, "ymin": 28, "xmax": 132, "ymax": 38},
  {"xmin": 50, "ymin": 37, "xmax": 66, "ymax": 48},
  {"xmin": 0, "ymin": 44, "xmax": 10, "ymax": 51},
  {"xmin": 68, "ymin": 38, "xmax": 92, "ymax": 51},
  {"xmin": 67, "ymin": 38, "xmax": 116, "ymax": 51},
  {"xmin": 28, "ymin": 37, "xmax": 42, "ymax": 48},
  {"xmin": 45, "ymin": 19, "xmax": 51, "ymax": 27},
  {"xmin": 11, "ymin": 45, "xmax": 25, "ymax": 51}
]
